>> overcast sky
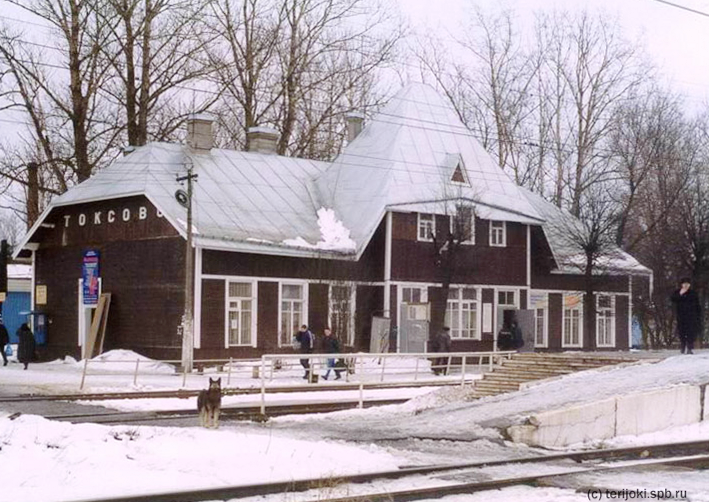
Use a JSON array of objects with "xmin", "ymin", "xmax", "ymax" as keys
[{"xmin": 398, "ymin": 0, "xmax": 709, "ymax": 106}]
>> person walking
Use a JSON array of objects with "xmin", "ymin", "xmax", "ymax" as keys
[
  {"xmin": 321, "ymin": 328, "xmax": 342, "ymax": 380},
  {"xmin": 17, "ymin": 323, "xmax": 36, "ymax": 370},
  {"xmin": 0, "ymin": 318, "xmax": 9, "ymax": 366},
  {"xmin": 294, "ymin": 324, "xmax": 314, "ymax": 380},
  {"xmin": 671, "ymin": 277, "xmax": 702, "ymax": 354}
]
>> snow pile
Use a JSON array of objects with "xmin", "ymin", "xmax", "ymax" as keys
[
  {"xmin": 8, "ymin": 264, "xmax": 32, "ymax": 279},
  {"xmin": 283, "ymin": 207, "xmax": 356, "ymax": 251},
  {"xmin": 0, "ymin": 414, "xmax": 400, "ymax": 502},
  {"xmin": 73, "ymin": 349, "xmax": 175, "ymax": 374}
]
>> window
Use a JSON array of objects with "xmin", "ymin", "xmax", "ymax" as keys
[
  {"xmin": 562, "ymin": 294, "xmax": 583, "ymax": 347},
  {"xmin": 498, "ymin": 290, "xmax": 516, "ymax": 307},
  {"xmin": 401, "ymin": 287, "xmax": 422, "ymax": 304},
  {"xmin": 280, "ymin": 283, "xmax": 306, "ymax": 346},
  {"xmin": 530, "ymin": 292, "xmax": 548, "ymax": 347},
  {"xmin": 596, "ymin": 294, "xmax": 615, "ymax": 347},
  {"xmin": 227, "ymin": 282, "xmax": 255, "ymax": 346},
  {"xmin": 452, "ymin": 205, "xmax": 474, "ymax": 244},
  {"xmin": 445, "ymin": 288, "xmax": 479, "ymax": 340},
  {"xmin": 535, "ymin": 308, "xmax": 546, "ymax": 346},
  {"xmin": 489, "ymin": 221, "xmax": 506, "ymax": 247},
  {"xmin": 418, "ymin": 213, "xmax": 435, "ymax": 241},
  {"xmin": 330, "ymin": 284, "xmax": 355, "ymax": 346}
]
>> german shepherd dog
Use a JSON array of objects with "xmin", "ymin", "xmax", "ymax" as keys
[{"xmin": 197, "ymin": 377, "xmax": 222, "ymax": 428}]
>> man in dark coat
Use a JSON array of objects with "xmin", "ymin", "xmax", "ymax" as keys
[
  {"xmin": 321, "ymin": 328, "xmax": 341, "ymax": 380},
  {"xmin": 17, "ymin": 323, "xmax": 35, "ymax": 370},
  {"xmin": 432, "ymin": 327, "xmax": 452, "ymax": 375},
  {"xmin": 671, "ymin": 277, "xmax": 702, "ymax": 354},
  {"xmin": 0, "ymin": 318, "xmax": 9, "ymax": 366},
  {"xmin": 294, "ymin": 324, "xmax": 313, "ymax": 380}
]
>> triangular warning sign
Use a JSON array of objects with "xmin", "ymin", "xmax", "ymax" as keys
[{"xmin": 451, "ymin": 162, "xmax": 468, "ymax": 184}]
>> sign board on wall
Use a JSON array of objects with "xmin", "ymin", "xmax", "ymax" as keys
[
  {"xmin": 35, "ymin": 285, "xmax": 47, "ymax": 305},
  {"xmin": 82, "ymin": 250, "xmax": 100, "ymax": 306}
]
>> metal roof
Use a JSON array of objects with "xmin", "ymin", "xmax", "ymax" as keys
[
  {"xmin": 14, "ymin": 83, "xmax": 649, "ymax": 275},
  {"xmin": 315, "ymin": 83, "xmax": 544, "ymax": 248}
]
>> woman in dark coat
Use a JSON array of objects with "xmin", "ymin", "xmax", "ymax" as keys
[
  {"xmin": 17, "ymin": 323, "xmax": 36, "ymax": 370},
  {"xmin": 671, "ymin": 277, "xmax": 702, "ymax": 354}
]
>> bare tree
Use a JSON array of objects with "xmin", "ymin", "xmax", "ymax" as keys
[
  {"xmin": 535, "ymin": 11, "xmax": 647, "ymax": 216},
  {"xmin": 101, "ymin": 0, "xmax": 216, "ymax": 147},
  {"xmin": 0, "ymin": 0, "xmax": 122, "ymax": 187}
]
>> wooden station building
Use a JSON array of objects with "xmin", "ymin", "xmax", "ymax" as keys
[{"xmin": 15, "ymin": 84, "xmax": 652, "ymax": 361}]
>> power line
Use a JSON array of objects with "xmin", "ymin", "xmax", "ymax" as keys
[{"xmin": 650, "ymin": 0, "xmax": 709, "ymax": 18}]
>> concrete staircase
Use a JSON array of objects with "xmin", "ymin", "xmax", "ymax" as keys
[{"xmin": 470, "ymin": 353, "xmax": 644, "ymax": 399}]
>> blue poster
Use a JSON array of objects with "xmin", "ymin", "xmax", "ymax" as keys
[{"xmin": 82, "ymin": 250, "xmax": 100, "ymax": 306}]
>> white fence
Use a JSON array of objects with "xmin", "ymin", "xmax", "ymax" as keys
[{"xmin": 78, "ymin": 351, "xmax": 516, "ymax": 415}]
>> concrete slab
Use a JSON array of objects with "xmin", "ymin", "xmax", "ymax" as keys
[
  {"xmin": 616, "ymin": 385, "xmax": 701, "ymax": 436},
  {"xmin": 507, "ymin": 398, "xmax": 616, "ymax": 448}
]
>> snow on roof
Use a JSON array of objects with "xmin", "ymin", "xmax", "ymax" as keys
[
  {"xmin": 8, "ymin": 264, "xmax": 31, "ymax": 280},
  {"xmin": 316, "ymin": 83, "xmax": 544, "ymax": 247},
  {"xmin": 36, "ymin": 143, "xmax": 341, "ymax": 257},
  {"xmin": 520, "ymin": 188, "xmax": 652, "ymax": 275}
]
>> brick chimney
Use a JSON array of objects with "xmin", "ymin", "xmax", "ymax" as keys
[
  {"xmin": 346, "ymin": 112, "xmax": 365, "ymax": 142},
  {"xmin": 247, "ymin": 126, "xmax": 279, "ymax": 154},
  {"xmin": 186, "ymin": 114, "xmax": 214, "ymax": 152}
]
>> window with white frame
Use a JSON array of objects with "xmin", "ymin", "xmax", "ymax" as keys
[
  {"xmin": 227, "ymin": 281, "xmax": 255, "ymax": 346},
  {"xmin": 535, "ymin": 308, "xmax": 546, "ymax": 346},
  {"xmin": 563, "ymin": 294, "xmax": 583, "ymax": 347},
  {"xmin": 280, "ymin": 283, "xmax": 305, "ymax": 346},
  {"xmin": 489, "ymin": 221, "xmax": 506, "ymax": 247},
  {"xmin": 330, "ymin": 284, "xmax": 355, "ymax": 346},
  {"xmin": 452, "ymin": 205, "xmax": 475, "ymax": 244},
  {"xmin": 530, "ymin": 292, "xmax": 548, "ymax": 347},
  {"xmin": 497, "ymin": 290, "xmax": 516, "ymax": 307},
  {"xmin": 418, "ymin": 213, "xmax": 435, "ymax": 241},
  {"xmin": 445, "ymin": 288, "xmax": 479, "ymax": 340},
  {"xmin": 596, "ymin": 294, "xmax": 615, "ymax": 347}
]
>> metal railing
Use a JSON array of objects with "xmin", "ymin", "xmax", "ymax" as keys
[{"xmin": 257, "ymin": 351, "xmax": 515, "ymax": 414}]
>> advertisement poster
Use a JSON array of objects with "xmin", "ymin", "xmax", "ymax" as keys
[{"xmin": 82, "ymin": 250, "xmax": 100, "ymax": 306}]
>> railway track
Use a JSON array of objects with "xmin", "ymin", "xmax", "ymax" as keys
[
  {"xmin": 42, "ymin": 397, "xmax": 410, "ymax": 424},
  {"xmin": 0, "ymin": 378, "xmax": 467, "ymax": 403},
  {"xmin": 68, "ymin": 439, "xmax": 709, "ymax": 502}
]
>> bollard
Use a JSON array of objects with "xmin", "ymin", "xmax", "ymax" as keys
[
  {"xmin": 133, "ymin": 359, "xmax": 140, "ymax": 386},
  {"xmin": 227, "ymin": 357, "xmax": 233, "ymax": 386},
  {"xmin": 359, "ymin": 381, "xmax": 364, "ymax": 409}
]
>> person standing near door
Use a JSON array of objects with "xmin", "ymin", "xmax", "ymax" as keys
[{"xmin": 17, "ymin": 323, "xmax": 36, "ymax": 370}]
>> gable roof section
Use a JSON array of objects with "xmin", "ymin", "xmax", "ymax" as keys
[
  {"xmin": 520, "ymin": 188, "xmax": 652, "ymax": 276},
  {"xmin": 316, "ymin": 83, "xmax": 544, "ymax": 247}
]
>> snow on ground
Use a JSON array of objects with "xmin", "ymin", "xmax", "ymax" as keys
[
  {"xmin": 1, "ymin": 349, "xmax": 708, "ymax": 501},
  {"xmin": 0, "ymin": 413, "xmax": 400, "ymax": 502}
]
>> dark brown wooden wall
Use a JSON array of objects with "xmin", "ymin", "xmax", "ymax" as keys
[
  {"xmin": 391, "ymin": 212, "xmax": 527, "ymax": 285},
  {"xmin": 548, "ymin": 293, "xmax": 563, "ymax": 350},
  {"xmin": 36, "ymin": 236, "xmax": 185, "ymax": 360},
  {"xmin": 202, "ymin": 219, "xmax": 386, "ymax": 282},
  {"xmin": 308, "ymin": 283, "xmax": 329, "ymax": 334},
  {"xmin": 616, "ymin": 296, "xmax": 629, "ymax": 350},
  {"xmin": 200, "ymin": 279, "xmax": 225, "ymax": 350}
]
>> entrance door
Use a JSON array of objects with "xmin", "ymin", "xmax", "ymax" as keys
[{"xmin": 399, "ymin": 304, "xmax": 429, "ymax": 353}]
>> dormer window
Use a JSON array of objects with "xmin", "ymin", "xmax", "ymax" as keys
[
  {"xmin": 489, "ymin": 221, "xmax": 506, "ymax": 247},
  {"xmin": 445, "ymin": 153, "xmax": 470, "ymax": 186},
  {"xmin": 418, "ymin": 213, "xmax": 435, "ymax": 241}
]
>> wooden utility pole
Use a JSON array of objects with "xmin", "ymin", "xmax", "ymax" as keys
[{"xmin": 177, "ymin": 162, "xmax": 198, "ymax": 372}]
